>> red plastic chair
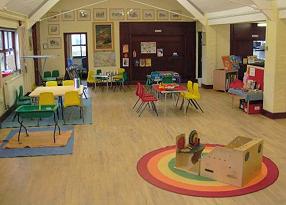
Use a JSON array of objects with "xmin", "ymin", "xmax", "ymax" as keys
[
  {"xmin": 136, "ymin": 83, "xmax": 158, "ymax": 117},
  {"xmin": 133, "ymin": 82, "xmax": 154, "ymax": 110}
]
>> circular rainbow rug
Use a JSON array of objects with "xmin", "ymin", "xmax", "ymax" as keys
[{"xmin": 137, "ymin": 144, "xmax": 279, "ymax": 197}]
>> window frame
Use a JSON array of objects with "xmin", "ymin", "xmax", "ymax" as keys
[
  {"xmin": 0, "ymin": 29, "xmax": 18, "ymax": 72},
  {"xmin": 71, "ymin": 34, "xmax": 87, "ymax": 58}
]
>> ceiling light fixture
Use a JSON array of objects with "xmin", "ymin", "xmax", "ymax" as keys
[{"xmin": 258, "ymin": 22, "xmax": 267, "ymax": 27}]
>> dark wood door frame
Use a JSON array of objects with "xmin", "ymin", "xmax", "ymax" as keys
[{"xmin": 63, "ymin": 32, "xmax": 89, "ymax": 72}]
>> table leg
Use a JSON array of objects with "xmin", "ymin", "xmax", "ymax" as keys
[
  {"xmin": 17, "ymin": 114, "xmax": 28, "ymax": 142},
  {"xmin": 53, "ymin": 113, "xmax": 61, "ymax": 143},
  {"xmin": 164, "ymin": 93, "xmax": 167, "ymax": 115}
]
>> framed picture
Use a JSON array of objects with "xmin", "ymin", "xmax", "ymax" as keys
[
  {"xmin": 122, "ymin": 44, "xmax": 129, "ymax": 53},
  {"xmin": 157, "ymin": 48, "xmax": 163, "ymax": 57},
  {"xmin": 142, "ymin": 9, "xmax": 155, "ymax": 20},
  {"xmin": 93, "ymin": 8, "xmax": 107, "ymax": 21},
  {"xmin": 77, "ymin": 9, "xmax": 91, "ymax": 21},
  {"xmin": 93, "ymin": 22, "xmax": 114, "ymax": 51},
  {"xmin": 47, "ymin": 37, "xmax": 61, "ymax": 49},
  {"xmin": 109, "ymin": 8, "xmax": 125, "ymax": 20},
  {"xmin": 127, "ymin": 8, "xmax": 140, "ymax": 20},
  {"xmin": 47, "ymin": 12, "xmax": 60, "ymax": 22},
  {"xmin": 48, "ymin": 24, "xmax": 60, "ymax": 35},
  {"xmin": 170, "ymin": 10, "xmax": 182, "ymax": 20},
  {"xmin": 62, "ymin": 11, "xmax": 75, "ymax": 21},
  {"xmin": 140, "ymin": 59, "xmax": 146, "ymax": 67},
  {"xmin": 122, "ymin": 58, "xmax": 129, "ymax": 67},
  {"xmin": 157, "ymin": 10, "xmax": 169, "ymax": 20},
  {"xmin": 141, "ymin": 42, "xmax": 156, "ymax": 54}
]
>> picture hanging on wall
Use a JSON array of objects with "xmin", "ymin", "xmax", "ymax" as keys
[
  {"xmin": 77, "ymin": 9, "xmax": 91, "ymax": 21},
  {"xmin": 62, "ymin": 11, "xmax": 75, "ymax": 21},
  {"xmin": 170, "ymin": 10, "xmax": 182, "ymax": 20},
  {"xmin": 141, "ymin": 42, "xmax": 156, "ymax": 54},
  {"xmin": 48, "ymin": 24, "xmax": 60, "ymax": 35},
  {"xmin": 47, "ymin": 37, "xmax": 61, "ymax": 49},
  {"xmin": 157, "ymin": 48, "xmax": 163, "ymax": 57},
  {"xmin": 93, "ymin": 22, "xmax": 114, "ymax": 51},
  {"xmin": 145, "ymin": 58, "xmax": 152, "ymax": 67},
  {"xmin": 126, "ymin": 8, "xmax": 141, "ymax": 20},
  {"xmin": 122, "ymin": 44, "xmax": 129, "ymax": 53},
  {"xmin": 122, "ymin": 58, "xmax": 129, "ymax": 67},
  {"xmin": 140, "ymin": 59, "xmax": 146, "ymax": 67},
  {"xmin": 94, "ymin": 8, "xmax": 107, "ymax": 21},
  {"xmin": 94, "ymin": 51, "xmax": 116, "ymax": 67},
  {"xmin": 157, "ymin": 10, "xmax": 169, "ymax": 20},
  {"xmin": 47, "ymin": 12, "xmax": 60, "ymax": 22},
  {"xmin": 109, "ymin": 8, "xmax": 125, "ymax": 20},
  {"xmin": 142, "ymin": 9, "xmax": 155, "ymax": 20}
]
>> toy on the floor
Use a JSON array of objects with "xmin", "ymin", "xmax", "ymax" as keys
[
  {"xmin": 175, "ymin": 130, "xmax": 205, "ymax": 174},
  {"xmin": 175, "ymin": 131, "xmax": 264, "ymax": 187}
]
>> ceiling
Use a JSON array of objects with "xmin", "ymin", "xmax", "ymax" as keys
[
  {"xmin": 0, "ymin": 0, "xmax": 48, "ymax": 17},
  {"xmin": 188, "ymin": 0, "xmax": 255, "ymax": 13}
]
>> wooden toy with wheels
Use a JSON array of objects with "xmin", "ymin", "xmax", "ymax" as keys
[
  {"xmin": 175, "ymin": 130, "xmax": 205, "ymax": 174},
  {"xmin": 200, "ymin": 136, "xmax": 264, "ymax": 187}
]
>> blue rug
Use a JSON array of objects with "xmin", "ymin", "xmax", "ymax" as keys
[
  {"xmin": 0, "ymin": 126, "xmax": 74, "ymax": 158},
  {"xmin": 0, "ymin": 97, "xmax": 92, "ymax": 128}
]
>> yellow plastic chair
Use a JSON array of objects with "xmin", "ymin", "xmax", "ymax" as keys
[
  {"xmin": 63, "ymin": 80, "xmax": 74, "ymax": 86},
  {"xmin": 183, "ymin": 83, "xmax": 203, "ymax": 113},
  {"xmin": 87, "ymin": 70, "xmax": 96, "ymax": 87},
  {"xmin": 39, "ymin": 92, "xmax": 55, "ymax": 105},
  {"xmin": 46, "ymin": 81, "xmax": 58, "ymax": 87},
  {"xmin": 62, "ymin": 91, "xmax": 84, "ymax": 122},
  {"xmin": 113, "ymin": 68, "xmax": 125, "ymax": 81},
  {"xmin": 176, "ymin": 80, "xmax": 192, "ymax": 107},
  {"xmin": 39, "ymin": 92, "xmax": 59, "ymax": 118}
]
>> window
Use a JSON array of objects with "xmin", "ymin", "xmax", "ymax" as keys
[
  {"xmin": 71, "ymin": 34, "xmax": 87, "ymax": 57},
  {"xmin": 0, "ymin": 29, "xmax": 18, "ymax": 72}
]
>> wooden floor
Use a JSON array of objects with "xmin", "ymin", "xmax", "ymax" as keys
[{"xmin": 0, "ymin": 86, "xmax": 286, "ymax": 205}]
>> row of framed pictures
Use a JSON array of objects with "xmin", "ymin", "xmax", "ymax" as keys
[{"xmin": 47, "ymin": 8, "xmax": 182, "ymax": 22}]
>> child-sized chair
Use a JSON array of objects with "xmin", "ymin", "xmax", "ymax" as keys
[
  {"xmin": 62, "ymin": 91, "xmax": 84, "ymax": 123},
  {"xmin": 183, "ymin": 83, "xmax": 203, "ymax": 113},
  {"xmin": 46, "ymin": 81, "xmax": 58, "ymax": 87}
]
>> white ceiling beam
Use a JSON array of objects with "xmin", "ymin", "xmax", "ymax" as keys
[
  {"xmin": 0, "ymin": 9, "xmax": 27, "ymax": 21},
  {"xmin": 27, "ymin": 0, "xmax": 60, "ymax": 29},
  {"xmin": 176, "ymin": 0, "xmax": 207, "ymax": 25},
  {"xmin": 250, "ymin": 0, "xmax": 273, "ymax": 20},
  {"xmin": 207, "ymin": 6, "xmax": 258, "ymax": 19},
  {"xmin": 208, "ymin": 13, "xmax": 266, "ymax": 25}
]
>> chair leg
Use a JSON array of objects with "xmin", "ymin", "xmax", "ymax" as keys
[
  {"xmin": 12, "ymin": 112, "xmax": 17, "ymax": 121},
  {"xmin": 151, "ymin": 102, "xmax": 159, "ymax": 116},
  {"xmin": 180, "ymin": 98, "xmax": 185, "ymax": 110},
  {"xmin": 175, "ymin": 94, "xmax": 180, "ymax": 107},
  {"xmin": 139, "ymin": 103, "xmax": 148, "ymax": 117},
  {"xmin": 133, "ymin": 98, "xmax": 140, "ymax": 109},
  {"xmin": 194, "ymin": 100, "xmax": 204, "ymax": 113},
  {"xmin": 190, "ymin": 99, "xmax": 198, "ymax": 110},
  {"xmin": 136, "ymin": 102, "xmax": 144, "ymax": 113}
]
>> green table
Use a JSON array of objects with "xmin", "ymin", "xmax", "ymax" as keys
[{"xmin": 15, "ymin": 105, "xmax": 61, "ymax": 143}]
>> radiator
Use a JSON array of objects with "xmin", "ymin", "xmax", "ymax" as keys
[{"xmin": 3, "ymin": 74, "xmax": 24, "ymax": 109}]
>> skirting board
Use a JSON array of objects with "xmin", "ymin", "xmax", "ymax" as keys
[
  {"xmin": 201, "ymin": 84, "xmax": 213, "ymax": 89},
  {"xmin": 262, "ymin": 109, "xmax": 286, "ymax": 119}
]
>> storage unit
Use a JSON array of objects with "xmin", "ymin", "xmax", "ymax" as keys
[{"xmin": 213, "ymin": 69, "xmax": 238, "ymax": 91}]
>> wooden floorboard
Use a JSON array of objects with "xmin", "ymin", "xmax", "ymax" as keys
[{"xmin": 0, "ymin": 86, "xmax": 285, "ymax": 205}]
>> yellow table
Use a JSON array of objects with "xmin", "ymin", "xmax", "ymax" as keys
[{"xmin": 29, "ymin": 85, "xmax": 84, "ymax": 97}]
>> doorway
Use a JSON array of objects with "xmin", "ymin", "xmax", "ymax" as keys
[{"xmin": 64, "ymin": 33, "xmax": 88, "ymax": 79}]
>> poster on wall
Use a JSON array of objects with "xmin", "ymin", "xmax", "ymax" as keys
[
  {"xmin": 122, "ymin": 44, "xmax": 129, "ymax": 53},
  {"xmin": 94, "ymin": 51, "xmax": 116, "ymax": 67},
  {"xmin": 93, "ymin": 22, "xmax": 114, "ymax": 51},
  {"xmin": 139, "ymin": 59, "xmax": 146, "ymax": 67},
  {"xmin": 157, "ymin": 48, "xmax": 163, "ymax": 57},
  {"xmin": 145, "ymin": 58, "xmax": 152, "ymax": 67},
  {"xmin": 122, "ymin": 58, "xmax": 129, "ymax": 67},
  {"xmin": 141, "ymin": 42, "xmax": 156, "ymax": 54}
]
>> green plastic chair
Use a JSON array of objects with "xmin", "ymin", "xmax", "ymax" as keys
[
  {"xmin": 52, "ymin": 70, "xmax": 60, "ymax": 78},
  {"xmin": 19, "ymin": 85, "xmax": 31, "ymax": 101},
  {"xmin": 43, "ymin": 71, "xmax": 52, "ymax": 78},
  {"xmin": 162, "ymin": 75, "xmax": 173, "ymax": 84},
  {"xmin": 13, "ymin": 89, "xmax": 32, "ymax": 121}
]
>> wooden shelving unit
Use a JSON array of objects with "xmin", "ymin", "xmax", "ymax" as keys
[{"xmin": 213, "ymin": 69, "xmax": 238, "ymax": 91}]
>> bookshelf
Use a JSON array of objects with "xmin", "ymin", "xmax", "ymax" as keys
[{"xmin": 213, "ymin": 69, "xmax": 238, "ymax": 91}]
